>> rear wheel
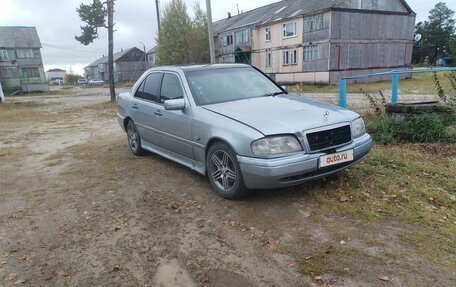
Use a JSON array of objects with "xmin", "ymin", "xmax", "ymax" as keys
[
  {"xmin": 126, "ymin": 120, "xmax": 144, "ymax": 156},
  {"xmin": 207, "ymin": 142, "xmax": 248, "ymax": 199}
]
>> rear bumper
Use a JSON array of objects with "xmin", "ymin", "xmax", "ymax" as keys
[{"xmin": 238, "ymin": 133, "xmax": 372, "ymax": 189}]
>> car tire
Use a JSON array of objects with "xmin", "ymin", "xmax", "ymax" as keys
[
  {"xmin": 126, "ymin": 120, "xmax": 145, "ymax": 156},
  {"xmin": 207, "ymin": 142, "xmax": 248, "ymax": 199}
]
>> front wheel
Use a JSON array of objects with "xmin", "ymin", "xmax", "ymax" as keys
[
  {"xmin": 207, "ymin": 142, "xmax": 248, "ymax": 199},
  {"xmin": 126, "ymin": 120, "xmax": 144, "ymax": 156}
]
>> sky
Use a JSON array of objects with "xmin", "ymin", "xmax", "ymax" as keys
[{"xmin": 0, "ymin": 0, "xmax": 455, "ymax": 75}]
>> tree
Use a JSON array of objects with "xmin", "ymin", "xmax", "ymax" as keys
[
  {"xmin": 189, "ymin": 4, "xmax": 210, "ymax": 64},
  {"xmin": 157, "ymin": 0, "xmax": 192, "ymax": 65},
  {"xmin": 413, "ymin": 2, "xmax": 455, "ymax": 65},
  {"xmin": 450, "ymin": 33, "xmax": 456, "ymax": 65},
  {"xmin": 64, "ymin": 69, "xmax": 84, "ymax": 86},
  {"xmin": 75, "ymin": 0, "xmax": 116, "ymax": 101},
  {"xmin": 157, "ymin": 0, "xmax": 210, "ymax": 65},
  {"xmin": 412, "ymin": 22, "xmax": 426, "ymax": 64}
]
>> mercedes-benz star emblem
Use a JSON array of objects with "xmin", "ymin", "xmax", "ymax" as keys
[{"xmin": 324, "ymin": 110, "xmax": 330, "ymax": 120}]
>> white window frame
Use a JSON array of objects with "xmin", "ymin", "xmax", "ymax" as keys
[
  {"xmin": 282, "ymin": 49, "xmax": 297, "ymax": 66},
  {"xmin": 265, "ymin": 27, "xmax": 271, "ymax": 42},
  {"xmin": 16, "ymin": 49, "xmax": 34, "ymax": 59},
  {"xmin": 304, "ymin": 14, "xmax": 324, "ymax": 32},
  {"xmin": 290, "ymin": 49, "xmax": 297, "ymax": 64},
  {"xmin": 372, "ymin": 0, "xmax": 378, "ymax": 9},
  {"xmin": 220, "ymin": 36, "xmax": 227, "ymax": 47},
  {"xmin": 266, "ymin": 52, "xmax": 272, "ymax": 67},
  {"xmin": 0, "ymin": 50, "xmax": 9, "ymax": 61},
  {"xmin": 282, "ymin": 22, "xmax": 297, "ymax": 38},
  {"xmin": 282, "ymin": 51, "xmax": 289, "ymax": 65},
  {"xmin": 235, "ymin": 29, "xmax": 249, "ymax": 44},
  {"xmin": 303, "ymin": 45, "xmax": 318, "ymax": 61}
]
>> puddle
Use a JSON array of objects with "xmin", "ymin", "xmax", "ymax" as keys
[{"xmin": 154, "ymin": 258, "xmax": 196, "ymax": 287}]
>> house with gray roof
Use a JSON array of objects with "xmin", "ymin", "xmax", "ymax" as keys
[
  {"xmin": 213, "ymin": 0, "xmax": 416, "ymax": 84},
  {"xmin": 84, "ymin": 47, "xmax": 146, "ymax": 82},
  {"xmin": 0, "ymin": 26, "xmax": 49, "ymax": 93}
]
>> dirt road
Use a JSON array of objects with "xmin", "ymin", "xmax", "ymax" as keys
[{"xmin": 0, "ymin": 87, "xmax": 454, "ymax": 286}]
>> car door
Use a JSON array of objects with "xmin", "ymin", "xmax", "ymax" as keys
[
  {"xmin": 154, "ymin": 72, "xmax": 194, "ymax": 160},
  {"xmin": 131, "ymin": 72, "xmax": 163, "ymax": 144}
]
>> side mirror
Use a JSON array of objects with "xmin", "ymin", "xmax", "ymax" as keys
[
  {"xmin": 281, "ymin": 85, "xmax": 287, "ymax": 92},
  {"xmin": 164, "ymin": 98, "xmax": 185, "ymax": 110}
]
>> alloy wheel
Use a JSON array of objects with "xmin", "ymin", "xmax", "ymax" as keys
[{"xmin": 210, "ymin": 150, "xmax": 237, "ymax": 191}]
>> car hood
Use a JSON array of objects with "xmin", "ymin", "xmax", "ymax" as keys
[{"xmin": 202, "ymin": 94, "xmax": 359, "ymax": 135}]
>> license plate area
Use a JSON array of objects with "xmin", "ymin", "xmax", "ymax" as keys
[{"xmin": 319, "ymin": 149, "xmax": 354, "ymax": 168}]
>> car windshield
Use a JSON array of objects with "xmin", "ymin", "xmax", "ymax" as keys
[{"xmin": 186, "ymin": 67, "xmax": 283, "ymax": 105}]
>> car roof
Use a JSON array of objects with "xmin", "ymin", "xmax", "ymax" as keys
[{"xmin": 149, "ymin": 63, "xmax": 251, "ymax": 73}]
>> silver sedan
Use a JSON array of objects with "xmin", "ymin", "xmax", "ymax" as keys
[{"xmin": 117, "ymin": 64, "xmax": 372, "ymax": 199}]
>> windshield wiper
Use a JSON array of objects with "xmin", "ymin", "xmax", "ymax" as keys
[{"xmin": 260, "ymin": 91, "xmax": 287, "ymax": 97}]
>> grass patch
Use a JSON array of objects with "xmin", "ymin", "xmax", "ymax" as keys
[
  {"xmin": 85, "ymin": 101, "xmax": 117, "ymax": 119},
  {"xmin": 303, "ymin": 143, "xmax": 456, "ymax": 270},
  {"xmin": 365, "ymin": 112, "xmax": 456, "ymax": 144},
  {"xmin": 287, "ymin": 72, "xmax": 452, "ymax": 95},
  {"xmin": 0, "ymin": 102, "xmax": 71, "ymax": 124},
  {"xmin": 298, "ymin": 243, "xmax": 360, "ymax": 276},
  {"xmin": 399, "ymin": 229, "xmax": 456, "ymax": 269},
  {"xmin": 326, "ymin": 223, "xmax": 351, "ymax": 240}
]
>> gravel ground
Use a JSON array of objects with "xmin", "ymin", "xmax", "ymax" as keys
[{"xmin": 0, "ymin": 87, "xmax": 454, "ymax": 287}]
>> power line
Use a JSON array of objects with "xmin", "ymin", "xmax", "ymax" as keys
[{"xmin": 41, "ymin": 43, "xmax": 104, "ymax": 54}]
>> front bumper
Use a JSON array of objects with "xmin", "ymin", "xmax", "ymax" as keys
[{"xmin": 238, "ymin": 133, "xmax": 373, "ymax": 189}]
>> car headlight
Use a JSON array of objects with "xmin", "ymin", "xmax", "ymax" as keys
[
  {"xmin": 351, "ymin": 117, "xmax": 366, "ymax": 138},
  {"xmin": 251, "ymin": 135, "xmax": 302, "ymax": 156}
]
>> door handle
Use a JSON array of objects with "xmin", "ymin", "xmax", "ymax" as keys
[
  {"xmin": 132, "ymin": 104, "xmax": 139, "ymax": 110},
  {"xmin": 154, "ymin": 110, "xmax": 163, "ymax": 116}
]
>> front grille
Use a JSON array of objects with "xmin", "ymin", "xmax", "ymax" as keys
[{"xmin": 306, "ymin": 125, "xmax": 351, "ymax": 151}]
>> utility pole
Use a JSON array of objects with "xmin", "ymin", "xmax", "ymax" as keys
[
  {"xmin": 206, "ymin": 0, "xmax": 215, "ymax": 64},
  {"xmin": 107, "ymin": 0, "xmax": 115, "ymax": 101},
  {"xmin": 156, "ymin": 0, "xmax": 161, "ymax": 34}
]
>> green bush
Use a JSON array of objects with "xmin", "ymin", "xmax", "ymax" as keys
[
  {"xmin": 398, "ymin": 113, "xmax": 446, "ymax": 142},
  {"xmin": 365, "ymin": 113, "xmax": 456, "ymax": 144},
  {"xmin": 365, "ymin": 116, "xmax": 396, "ymax": 144},
  {"xmin": 444, "ymin": 125, "xmax": 456, "ymax": 142}
]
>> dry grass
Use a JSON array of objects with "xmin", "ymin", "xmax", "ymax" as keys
[
  {"xmin": 84, "ymin": 101, "xmax": 117, "ymax": 119},
  {"xmin": 288, "ymin": 71, "xmax": 453, "ymax": 95},
  {"xmin": 0, "ymin": 102, "xmax": 71, "ymax": 124},
  {"xmin": 304, "ymin": 143, "xmax": 456, "ymax": 270}
]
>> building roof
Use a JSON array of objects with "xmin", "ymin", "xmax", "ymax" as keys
[
  {"xmin": 47, "ymin": 68, "xmax": 66, "ymax": 72},
  {"xmin": 213, "ymin": 0, "xmax": 338, "ymax": 34},
  {"xmin": 213, "ymin": 0, "xmax": 414, "ymax": 35},
  {"xmin": 146, "ymin": 46, "xmax": 158, "ymax": 55},
  {"xmin": 0, "ymin": 26, "xmax": 42, "ymax": 48},
  {"xmin": 85, "ymin": 47, "xmax": 143, "ymax": 68}
]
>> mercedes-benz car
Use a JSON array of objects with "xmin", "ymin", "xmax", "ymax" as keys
[{"xmin": 117, "ymin": 64, "xmax": 372, "ymax": 199}]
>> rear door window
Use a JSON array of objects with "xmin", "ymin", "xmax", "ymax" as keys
[
  {"xmin": 134, "ymin": 79, "xmax": 145, "ymax": 98},
  {"xmin": 136, "ymin": 73, "xmax": 162, "ymax": 102}
]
